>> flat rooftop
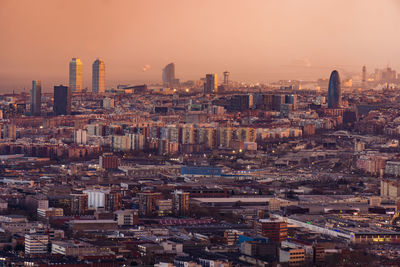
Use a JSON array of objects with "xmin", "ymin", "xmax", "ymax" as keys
[{"xmin": 192, "ymin": 197, "xmax": 288, "ymax": 203}]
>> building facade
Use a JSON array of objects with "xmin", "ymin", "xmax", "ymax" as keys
[
  {"xmin": 254, "ymin": 219, "xmax": 288, "ymax": 243},
  {"xmin": 31, "ymin": 80, "xmax": 41, "ymax": 116},
  {"xmin": 54, "ymin": 85, "xmax": 71, "ymax": 115},
  {"xmin": 328, "ymin": 70, "xmax": 341, "ymax": 109},
  {"xmin": 92, "ymin": 58, "xmax": 105, "ymax": 93},
  {"xmin": 162, "ymin": 63, "xmax": 176, "ymax": 87},
  {"xmin": 204, "ymin": 74, "xmax": 218, "ymax": 94},
  {"xmin": 172, "ymin": 190, "xmax": 190, "ymax": 216},
  {"xmin": 69, "ymin": 58, "xmax": 82, "ymax": 92},
  {"xmin": 25, "ymin": 234, "xmax": 49, "ymax": 255}
]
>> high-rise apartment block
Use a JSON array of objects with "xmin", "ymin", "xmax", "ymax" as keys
[
  {"xmin": 138, "ymin": 192, "xmax": 163, "ymax": 216},
  {"xmin": 70, "ymin": 193, "xmax": 88, "ymax": 215},
  {"xmin": 204, "ymin": 74, "xmax": 218, "ymax": 94},
  {"xmin": 255, "ymin": 219, "xmax": 288, "ymax": 243},
  {"xmin": 172, "ymin": 190, "xmax": 190, "ymax": 216}
]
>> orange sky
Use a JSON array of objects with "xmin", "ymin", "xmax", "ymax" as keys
[{"xmin": 1, "ymin": 0, "xmax": 400, "ymax": 92}]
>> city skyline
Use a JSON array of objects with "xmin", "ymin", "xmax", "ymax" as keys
[
  {"xmin": 1, "ymin": 0, "xmax": 400, "ymax": 91},
  {"xmin": 6, "ymin": 62, "xmax": 399, "ymax": 94},
  {"xmin": 2, "ymin": 1, "xmax": 400, "ymax": 266}
]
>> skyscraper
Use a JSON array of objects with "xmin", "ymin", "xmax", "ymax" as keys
[
  {"xmin": 53, "ymin": 85, "xmax": 71, "ymax": 115},
  {"xmin": 162, "ymin": 63, "xmax": 175, "ymax": 87},
  {"xmin": 362, "ymin": 65, "xmax": 367, "ymax": 84},
  {"xmin": 327, "ymin": 70, "xmax": 341, "ymax": 109},
  {"xmin": 204, "ymin": 73, "xmax": 218, "ymax": 94},
  {"xmin": 223, "ymin": 71, "xmax": 230, "ymax": 85},
  {"xmin": 92, "ymin": 59, "xmax": 105, "ymax": 93},
  {"xmin": 69, "ymin": 58, "xmax": 82, "ymax": 92},
  {"xmin": 362, "ymin": 66, "xmax": 367, "ymax": 90},
  {"xmin": 30, "ymin": 80, "xmax": 41, "ymax": 116}
]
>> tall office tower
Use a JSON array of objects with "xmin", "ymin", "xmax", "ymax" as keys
[
  {"xmin": 327, "ymin": 70, "xmax": 342, "ymax": 109},
  {"xmin": 69, "ymin": 58, "xmax": 82, "ymax": 92},
  {"xmin": 53, "ymin": 85, "xmax": 71, "ymax": 115},
  {"xmin": 204, "ymin": 74, "xmax": 218, "ymax": 94},
  {"xmin": 92, "ymin": 58, "xmax": 105, "ymax": 93},
  {"xmin": 30, "ymin": 80, "xmax": 41, "ymax": 116},
  {"xmin": 362, "ymin": 65, "xmax": 367, "ymax": 90},
  {"xmin": 223, "ymin": 71, "xmax": 230, "ymax": 85},
  {"xmin": 162, "ymin": 63, "xmax": 175, "ymax": 87},
  {"xmin": 362, "ymin": 66, "xmax": 367, "ymax": 84}
]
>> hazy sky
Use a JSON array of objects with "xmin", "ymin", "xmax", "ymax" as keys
[{"xmin": 1, "ymin": 0, "xmax": 400, "ymax": 92}]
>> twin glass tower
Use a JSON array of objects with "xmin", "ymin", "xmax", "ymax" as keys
[
  {"xmin": 69, "ymin": 58, "xmax": 82, "ymax": 92},
  {"xmin": 92, "ymin": 59, "xmax": 105, "ymax": 93},
  {"xmin": 69, "ymin": 58, "xmax": 105, "ymax": 93}
]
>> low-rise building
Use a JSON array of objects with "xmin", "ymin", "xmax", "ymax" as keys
[
  {"xmin": 279, "ymin": 247, "xmax": 305, "ymax": 266},
  {"xmin": 69, "ymin": 219, "xmax": 118, "ymax": 231},
  {"xmin": 25, "ymin": 233, "xmax": 49, "ymax": 255},
  {"xmin": 381, "ymin": 180, "xmax": 400, "ymax": 200},
  {"xmin": 224, "ymin": 229, "xmax": 244, "ymax": 246},
  {"xmin": 385, "ymin": 161, "xmax": 400, "ymax": 176},
  {"xmin": 52, "ymin": 240, "xmax": 99, "ymax": 256},
  {"xmin": 114, "ymin": 209, "xmax": 139, "ymax": 226},
  {"xmin": 37, "ymin": 207, "xmax": 64, "ymax": 219}
]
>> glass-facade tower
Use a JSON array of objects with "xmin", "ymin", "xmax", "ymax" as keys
[
  {"xmin": 92, "ymin": 59, "xmax": 105, "ymax": 93},
  {"xmin": 54, "ymin": 85, "xmax": 71, "ymax": 115},
  {"xmin": 30, "ymin": 80, "xmax": 41, "ymax": 116},
  {"xmin": 328, "ymin": 70, "xmax": 341, "ymax": 108},
  {"xmin": 69, "ymin": 58, "xmax": 82, "ymax": 92}
]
